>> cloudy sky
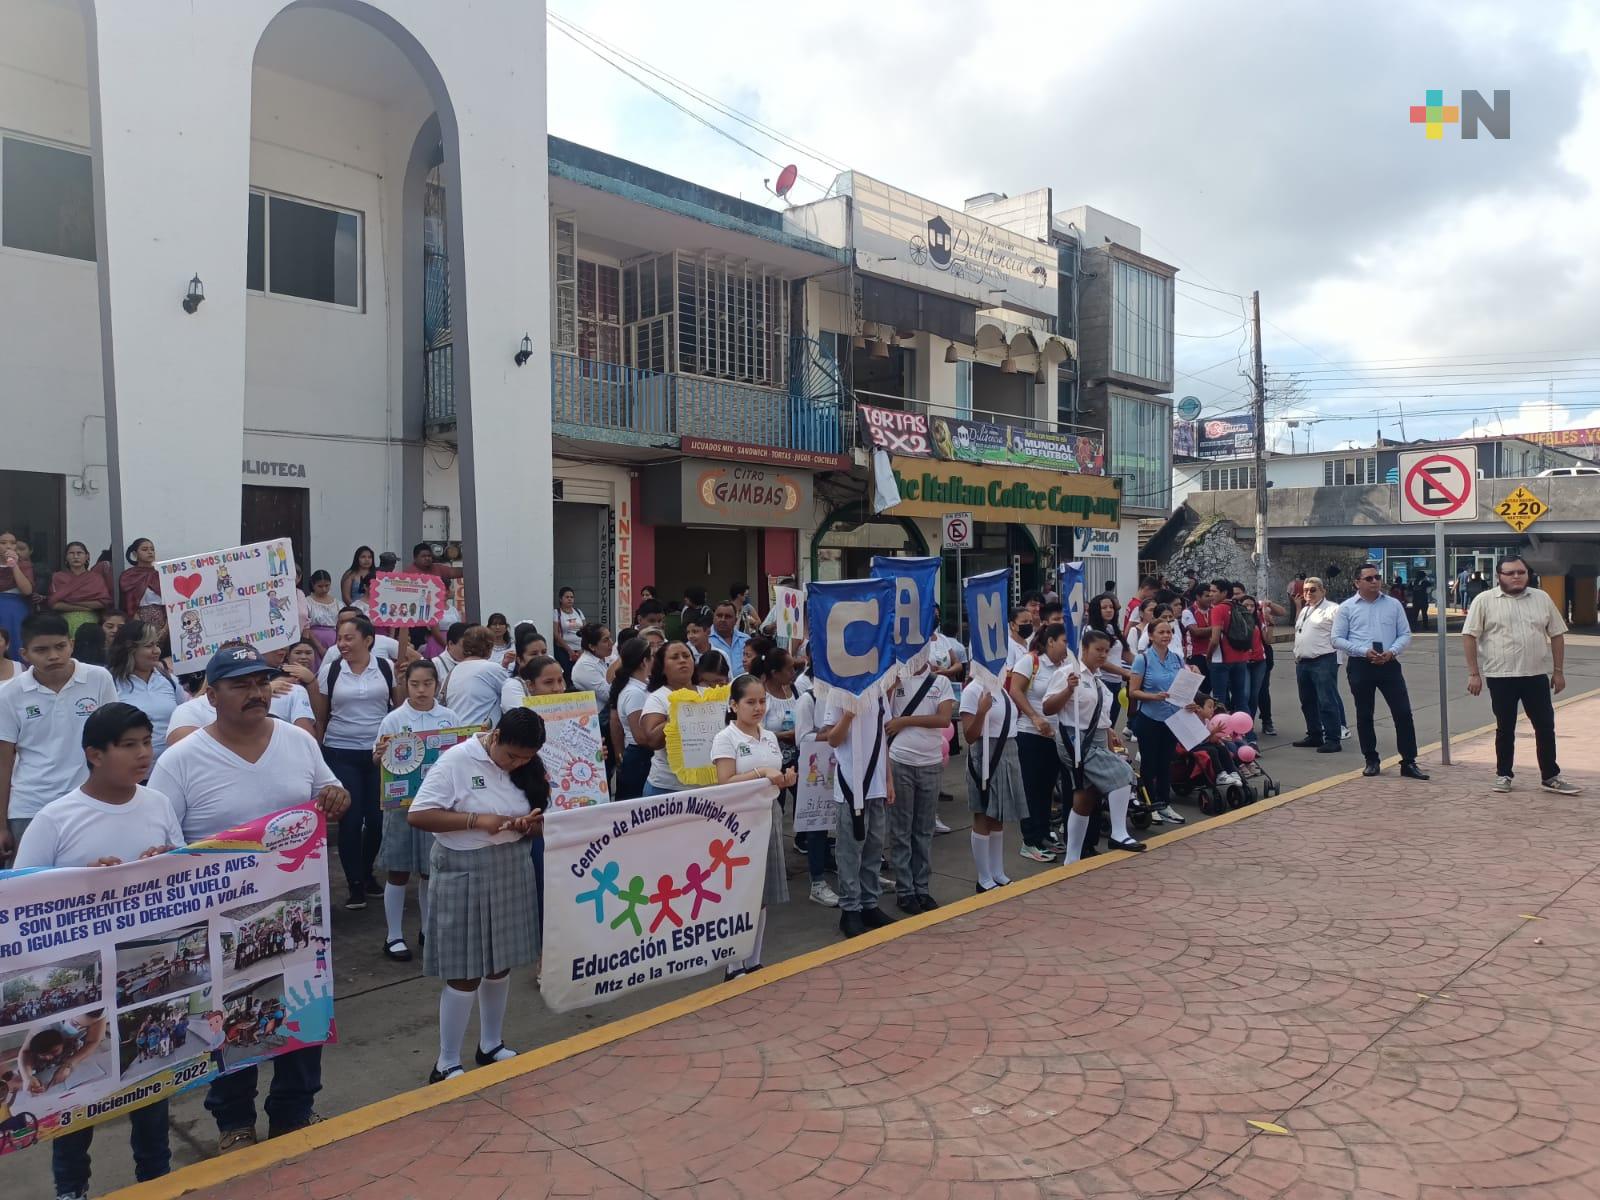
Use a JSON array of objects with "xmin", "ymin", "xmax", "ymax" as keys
[{"xmin": 547, "ymin": 0, "xmax": 1599, "ymax": 450}]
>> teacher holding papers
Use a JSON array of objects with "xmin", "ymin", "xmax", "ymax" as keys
[{"xmin": 1127, "ymin": 618, "xmax": 1199, "ymax": 828}]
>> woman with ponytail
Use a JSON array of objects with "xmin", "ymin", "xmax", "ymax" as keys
[{"xmin": 406, "ymin": 708, "xmax": 548, "ymax": 1083}]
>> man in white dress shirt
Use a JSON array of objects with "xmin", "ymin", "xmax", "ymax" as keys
[{"xmin": 1291, "ymin": 577, "xmax": 1343, "ymax": 753}]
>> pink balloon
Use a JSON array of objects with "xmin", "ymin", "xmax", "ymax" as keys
[
  {"xmin": 1228, "ymin": 712, "xmax": 1256, "ymax": 737},
  {"xmin": 1236, "ymin": 744, "xmax": 1258, "ymax": 763},
  {"xmin": 1208, "ymin": 714, "xmax": 1229, "ymax": 731}
]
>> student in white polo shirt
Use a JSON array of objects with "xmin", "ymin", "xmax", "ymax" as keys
[
  {"xmin": 146, "ymin": 641, "xmax": 348, "ymax": 1154},
  {"xmin": 885, "ymin": 661, "xmax": 954, "ymax": 914},
  {"xmin": 0, "ymin": 613, "xmax": 117, "ymax": 854}
]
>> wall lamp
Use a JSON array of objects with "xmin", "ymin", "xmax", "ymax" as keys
[
  {"xmin": 514, "ymin": 334, "xmax": 533, "ymax": 367},
  {"xmin": 182, "ymin": 274, "xmax": 205, "ymax": 314}
]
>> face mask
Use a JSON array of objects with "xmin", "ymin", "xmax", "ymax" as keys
[{"xmin": 1017, "ymin": 624, "xmax": 1035, "ymax": 639}]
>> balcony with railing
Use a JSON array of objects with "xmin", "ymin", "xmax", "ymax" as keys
[{"xmin": 424, "ymin": 346, "xmax": 846, "ymax": 457}]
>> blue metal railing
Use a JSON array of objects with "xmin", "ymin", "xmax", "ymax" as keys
[{"xmin": 425, "ymin": 349, "xmax": 845, "ymax": 454}]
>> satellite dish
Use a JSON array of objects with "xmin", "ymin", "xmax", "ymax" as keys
[{"xmin": 774, "ymin": 164, "xmax": 798, "ymax": 199}]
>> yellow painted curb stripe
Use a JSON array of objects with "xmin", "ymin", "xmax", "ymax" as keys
[{"xmin": 108, "ymin": 685, "xmax": 1600, "ymax": 1200}]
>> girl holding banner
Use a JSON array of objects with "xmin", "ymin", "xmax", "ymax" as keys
[
  {"xmin": 406, "ymin": 709, "xmax": 549, "ymax": 1083},
  {"xmin": 372, "ymin": 660, "xmax": 462, "ymax": 963},
  {"xmin": 711, "ymin": 675, "xmax": 796, "ymax": 976}
]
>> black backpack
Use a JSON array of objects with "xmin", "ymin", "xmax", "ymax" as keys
[
  {"xmin": 1222, "ymin": 603, "xmax": 1256, "ymax": 652},
  {"xmin": 325, "ymin": 655, "xmax": 395, "ymax": 707}
]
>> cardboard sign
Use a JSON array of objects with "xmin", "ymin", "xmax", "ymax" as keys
[
  {"xmin": 378, "ymin": 726, "xmax": 481, "ymax": 811},
  {"xmin": 772, "ymin": 585, "xmax": 805, "ymax": 646},
  {"xmin": 368, "ymin": 572, "xmax": 447, "ymax": 630},
  {"xmin": 520, "ymin": 691, "xmax": 608, "ymax": 809},
  {"xmin": 664, "ymin": 685, "xmax": 732, "ymax": 786},
  {"xmin": 793, "ymin": 735, "xmax": 837, "ymax": 834},
  {"xmin": 159, "ymin": 539, "xmax": 298, "ymax": 672}
]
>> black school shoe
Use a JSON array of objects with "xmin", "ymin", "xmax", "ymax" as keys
[
  {"xmin": 918, "ymin": 895, "xmax": 939, "ymax": 912},
  {"xmin": 839, "ymin": 910, "xmax": 866, "ymax": 938},
  {"xmin": 896, "ymin": 896, "xmax": 923, "ymax": 915},
  {"xmin": 859, "ymin": 906, "xmax": 896, "ymax": 929}
]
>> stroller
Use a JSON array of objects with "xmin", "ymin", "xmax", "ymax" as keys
[{"xmin": 1168, "ymin": 737, "xmax": 1281, "ymax": 816}]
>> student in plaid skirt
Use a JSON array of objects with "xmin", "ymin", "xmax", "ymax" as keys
[{"xmin": 406, "ymin": 708, "xmax": 549, "ymax": 1083}]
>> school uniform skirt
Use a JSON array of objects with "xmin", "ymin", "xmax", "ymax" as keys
[
  {"xmin": 762, "ymin": 795, "xmax": 789, "ymax": 907},
  {"xmin": 376, "ymin": 809, "xmax": 435, "ymax": 874},
  {"xmin": 423, "ymin": 839, "xmax": 539, "ymax": 980},
  {"xmin": 966, "ymin": 738, "xmax": 1028, "ymax": 823}
]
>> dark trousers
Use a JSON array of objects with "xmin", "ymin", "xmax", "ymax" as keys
[
  {"xmin": 53, "ymin": 1100, "xmax": 170, "ymax": 1194},
  {"xmin": 1295, "ymin": 653, "xmax": 1341, "ymax": 744},
  {"xmin": 205, "ymin": 1046, "xmax": 322, "ymax": 1135},
  {"xmin": 1131, "ymin": 712, "xmax": 1176, "ymax": 807},
  {"xmin": 1487, "ymin": 675, "xmax": 1559, "ymax": 780},
  {"xmin": 323, "ymin": 745, "xmax": 382, "ymax": 891},
  {"xmin": 1258, "ymin": 644, "xmax": 1275, "ymax": 726},
  {"xmin": 1211, "ymin": 661, "xmax": 1249, "ymax": 716},
  {"xmin": 1017, "ymin": 733, "xmax": 1066, "ymax": 846},
  {"xmin": 1346, "ymin": 659, "xmax": 1419, "ymax": 764},
  {"xmin": 614, "ymin": 744, "xmax": 651, "ymax": 801}
]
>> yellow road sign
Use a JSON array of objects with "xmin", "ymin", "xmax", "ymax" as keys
[{"xmin": 1495, "ymin": 486, "xmax": 1548, "ymax": 534}]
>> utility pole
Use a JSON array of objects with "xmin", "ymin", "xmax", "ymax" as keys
[{"xmin": 1251, "ymin": 290, "xmax": 1268, "ymax": 602}]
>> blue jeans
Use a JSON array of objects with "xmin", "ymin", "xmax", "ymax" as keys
[
  {"xmin": 205, "ymin": 1046, "xmax": 322, "ymax": 1136},
  {"xmin": 53, "ymin": 1100, "xmax": 170, "ymax": 1194},
  {"xmin": 1211, "ymin": 661, "xmax": 1249, "ymax": 716},
  {"xmin": 1295, "ymin": 653, "xmax": 1341, "ymax": 744},
  {"xmin": 1245, "ymin": 659, "xmax": 1270, "ymax": 738},
  {"xmin": 643, "ymin": 781, "xmax": 675, "ymax": 797}
]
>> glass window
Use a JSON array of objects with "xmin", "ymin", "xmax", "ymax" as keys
[
  {"xmin": 267, "ymin": 195, "xmax": 359, "ymax": 307},
  {"xmin": 552, "ymin": 216, "xmax": 576, "ymax": 353},
  {"xmin": 1109, "ymin": 260, "xmax": 1173, "ymax": 384},
  {"xmin": 247, "ymin": 192, "xmax": 266, "ymax": 293},
  {"xmin": 1109, "ymin": 393, "xmax": 1172, "ymax": 509},
  {"xmin": 2, "ymin": 135, "xmax": 96, "ymax": 261}
]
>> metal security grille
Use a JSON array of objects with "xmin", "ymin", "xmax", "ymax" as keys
[{"xmin": 618, "ymin": 251, "xmax": 788, "ymax": 387}]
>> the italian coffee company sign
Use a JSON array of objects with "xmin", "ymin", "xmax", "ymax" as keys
[{"xmin": 540, "ymin": 780, "xmax": 775, "ymax": 1011}]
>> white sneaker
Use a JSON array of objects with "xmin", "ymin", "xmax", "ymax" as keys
[
  {"xmin": 1148, "ymin": 807, "xmax": 1166, "ymax": 825},
  {"xmin": 1157, "ymin": 805, "xmax": 1185, "ymax": 825},
  {"xmin": 1542, "ymin": 776, "xmax": 1583, "ymax": 796},
  {"xmin": 1020, "ymin": 844, "xmax": 1056, "ymax": 863},
  {"xmin": 1341, "ymin": 726, "xmax": 1351, "ymax": 740},
  {"xmin": 809, "ymin": 880, "xmax": 840, "ymax": 907},
  {"xmin": 933, "ymin": 817, "xmax": 952, "ymax": 835},
  {"xmin": 1221, "ymin": 771, "xmax": 1244, "ymax": 788},
  {"xmin": 1491, "ymin": 776, "xmax": 1513, "ymax": 793}
]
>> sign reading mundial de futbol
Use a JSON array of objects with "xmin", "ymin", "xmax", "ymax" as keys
[
  {"xmin": 0, "ymin": 806, "xmax": 335, "ymax": 1155},
  {"xmin": 539, "ymin": 781, "xmax": 775, "ymax": 1012}
]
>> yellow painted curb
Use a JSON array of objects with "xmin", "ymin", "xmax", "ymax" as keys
[{"xmin": 108, "ymin": 686, "xmax": 1600, "ymax": 1200}]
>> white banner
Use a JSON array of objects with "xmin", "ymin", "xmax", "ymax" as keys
[
  {"xmin": 0, "ymin": 806, "xmax": 334, "ymax": 1156},
  {"xmin": 539, "ymin": 780, "xmax": 775, "ymax": 1013},
  {"xmin": 158, "ymin": 539, "xmax": 299, "ymax": 671},
  {"xmin": 794, "ymin": 736, "xmax": 837, "ymax": 834}
]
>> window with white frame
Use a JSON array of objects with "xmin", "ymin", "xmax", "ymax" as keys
[
  {"xmin": 1200, "ymin": 465, "xmax": 1256, "ymax": 491},
  {"xmin": 552, "ymin": 216, "xmax": 577, "ymax": 353},
  {"xmin": 1323, "ymin": 455, "xmax": 1377, "ymax": 486},
  {"xmin": 1, "ymin": 134, "xmax": 95, "ymax": 261},
  {"xmin": 246, "ymin": 190, "xmax": 362, "ymax": 308},
  {"xmin": 577, "ymin": 259, "xmax": 621, "ymax": 364}
]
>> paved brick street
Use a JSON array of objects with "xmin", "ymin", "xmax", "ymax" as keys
[{"xmin": 132, "ymin": 695, "xmax": 1600, "ymax": 1200}]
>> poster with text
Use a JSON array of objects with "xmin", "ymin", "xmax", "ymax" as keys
[
  {"xmin": 368, "ymin": 572, "xmax": 447, "ymax": 630},
  {"xmin": 793, "ymin": 736, "xmax": 837, "ymax": 834},
  {"xmin": 158, "ymin": 539, "xmax": 298, "ymax": 671},
  {"xmin": 379, "ymin": 726, "xmax": 482, "ymax": 811},
  {"xmin": 520, "ymin": 691, "xmax": 608, "ymax": 810},
  {"xmin": 664, "ymin": 685, "xmax": 731, "ymax": 787},
  {"xmin": 539, "ymin": 779, "xmax": 775, "ymax": 1012},
  {"xmin": 0, "ymin": 805, "xmax": 334, "ymax": 1155}
]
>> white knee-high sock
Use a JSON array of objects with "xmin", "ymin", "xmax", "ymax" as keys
[
  {"xmin": 436, "ymin": 985, "xmax": 474, "ymax": 1072},
  {"xmin": 418, "ymin": 877, "xmax": 431, "ymax": 930},
  {"xmin": 987, "ymin": 831, "xmax": 1011, "ymax": 886},
  {"xmin": 383, "ymin": 883, "xmax": 407, "ymax": 943},
  {"xmin": 971, "ymin": 831, "xmax": 995, "ymax": 887},
  {"xmin": 476, "ymin": 976, "xmax": 514, "ymax": 1057},
  {"xmin": 1108, "ymin": 787, "xmax": 1132, "ymax": 843},
  {"xmin": 1064, "ymin": 810, "xmax": 1090, "ymax": 864}
]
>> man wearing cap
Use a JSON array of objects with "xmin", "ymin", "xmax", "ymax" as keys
[{"xmin": 148, "ymin": 642, "xmax": 348, "ymax": 1153}]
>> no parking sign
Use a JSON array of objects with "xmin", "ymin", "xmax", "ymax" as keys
[
  {"xmin": 942, "ymin": 512, "xmax": 974, "ymax": 549},
  {"xmin": 1398, "ymin": 447, "xmax": 1478, "ymax": 523}
]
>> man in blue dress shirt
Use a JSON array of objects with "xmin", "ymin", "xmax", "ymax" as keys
[{"xmin": 1333, "ymin": 564, "xmax": 1429, "ymax": 780}]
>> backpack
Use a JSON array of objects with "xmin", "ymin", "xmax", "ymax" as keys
[
  {"xmin": 326, "ymin": 655, "xmax": 395, "ymax": 709},
  {"xmin": 1222, "ymin": 602, "xmax": 1256, "ymax": 652}
]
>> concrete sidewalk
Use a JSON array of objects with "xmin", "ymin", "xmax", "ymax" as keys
[{"xmin": 120, "ymin": 695, "xmax": 1600, "ymax": 1200}]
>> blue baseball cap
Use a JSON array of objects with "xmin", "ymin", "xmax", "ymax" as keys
[{"xmin": 205, "ymin": 643, "xmax": 280, "ymax": 685}]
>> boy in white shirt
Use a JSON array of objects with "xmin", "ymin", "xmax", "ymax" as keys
[
  {"xmin": 0, "ymin": 613, "xmax": 118, "ymax": 855},
  {"xmin": 15, "ymin": 702, "xmax": 179, "ymax": 1195},
  {"xmin": 885, "ymin": 664, "xmax": 954, "ymax": 914},
  {"xmin": 822, "ymin": 695, "xmax": 896, "ymax": 938}
]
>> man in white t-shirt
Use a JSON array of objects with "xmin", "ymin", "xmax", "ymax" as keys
[
  {"xmin": 166, "ymin": 645, "xmax": 318, "ymax": 746},
  {"xmin": 885, "ymin": 665, "xmax": 954, "ymax": 914},
  {"xmin": 145, "ymin": 642, "xmax": 347, "ymax": 1153},
  {"xmin": 0, "ymin": 612, "xmax": 119, "ymax": 855},
  {"xmin": 821, "ymin": 695, "xmax": 896, "ymax": 938}
]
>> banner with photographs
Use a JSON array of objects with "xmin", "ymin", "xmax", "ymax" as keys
[
  {"xmin": 858, "ymin": 402, "xmax": 1104, "ymax": 476},
  {"xmin": 0, "ymin": 806, "xmax": 334, "ymax": 1155}
]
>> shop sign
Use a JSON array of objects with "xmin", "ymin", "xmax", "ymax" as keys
[
  {"xmin": 860, "ymin": 405, "xmax": 932, "ymax": 456},
  {"xmin": 680, "ymin": 436, "xmax": 850, "ymax": 472},
  {"xmin": 1075, "ymin": 527, "xmax": 1119, "ymax": 557},
  {"xmin": 242, "ymin": 459, "xmax": 307, "ymax": 479},
  {"xmin": 643, "ymin": 460, "xmax": 814, "ymax": 530},
  {"xmin": 860, "ymin": 402, "xmax": 1104, "ymax": 476},
  {"xmin": 845, "ymin": 172, "xmax": 1057, "ymax": 317},
  {"xmin": 615, "ymin": 497, "xmax": 633, "ymax": 625},
  {"xmin": 1198, "ymin": 415, "xmax": 1255, "ymax": 458},
  {"xmin": 887, "ymin": 457, "xmax": 1120, "ymax": 529}
]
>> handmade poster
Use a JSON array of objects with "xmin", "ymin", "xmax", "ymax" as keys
[
  {"xmin": 158, "ymin": 539, "xmax": 298, "ymax": 671},
  {"xmin": 663, "ymin": 685, "xmax": 731, "ymax": 787},
  {"xmin": 368, "ymin": 572, "xmax": 447, "ymax": 630},
  {"xmin": 772, "ymin": 586, "xmax": 805, "ymax": 647},
  {"xmin": 0, "ymin": 805, "xmax": 335, "ymax": 1156},
  {"xmin": 520, "ymin": 691, "xmax": 608, "ymax": 809},
  {"xmin": 793, "ymin": 736, "xmax": 837, "ymax": 834},
  {"xmin": 540, "ymin": 779, "xmax": 776, "ymax": 1012},
  {"xmin": 379, "ymin": 726, "xmax": 481, "ymax": 811}
]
